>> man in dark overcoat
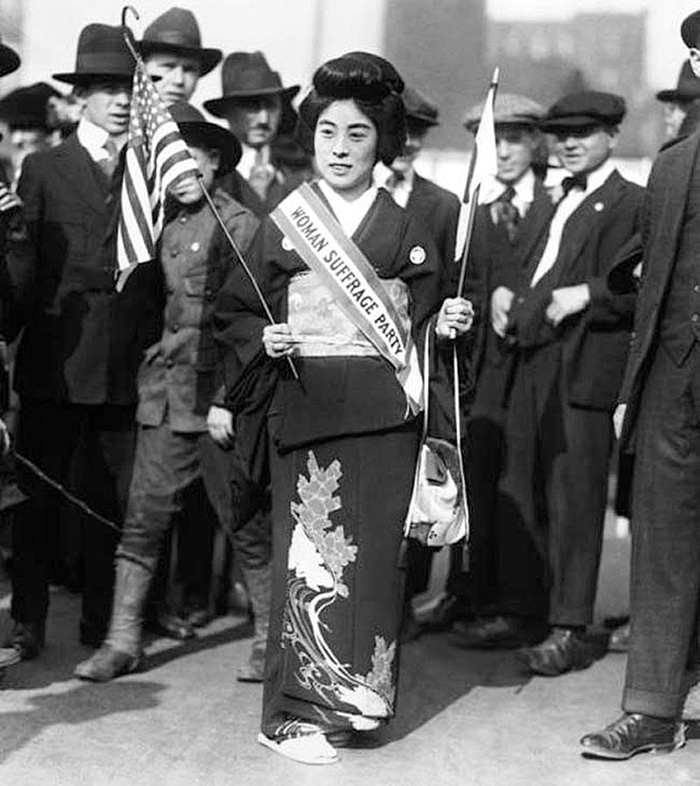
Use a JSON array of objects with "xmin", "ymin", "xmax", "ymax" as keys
[
  {"xmin": 492, "ymin": 92, "xmax": 644, "ymax": 676},
  {"xmin": 446, "ymin": 93, "xmax": 556, "ymax": 647},
  {"xmin": 2, "ymin": 24, "xmax": 162, "ymax": 658},
  {"xmin": 580, "ymin": 11, "xmax": 700, "ymax": 759}
]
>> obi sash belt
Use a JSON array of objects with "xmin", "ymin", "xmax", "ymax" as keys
[{"xmin": 271, "ymin": 183, "xmax": 423, "ymax": 415}]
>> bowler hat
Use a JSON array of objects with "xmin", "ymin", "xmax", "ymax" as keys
[
  {"xmin": 0, "ymin": 33, "xmax": 19, "ymax": 78},
  {"xmin": 540, "ymin": 91, "xmax": 626, "ymax": 131},
  {"xmin": 656, "ymin": 60, "xmax": 700, "ymax": 103},
  {"xmin": 463, "ymin": 93, "xmax": 544, "ymax": 131},
  {"xmin": 169, "ymin": 101, "xmax": 241, "ymax": 175},
  {"xmin": 403, "ymin": 86, "xmax": 439, "ymax": 127},
  {"xmin": 0, "ymin": 82, "xmax": 61, "ymax": 130},
  {"xmin": 53, "ymin": 23, "xmax": 135, "ymax": 85},
  {"xmin": 203, "ymin": 52, "xmax": 299, "ymax": 117},
  {"xmin": 137, "ymin": 7, "xmax": 222, "ymax": 77}
]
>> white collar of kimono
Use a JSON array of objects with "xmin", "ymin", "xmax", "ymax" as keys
[{"xmin": 318, "ymin": 179, "xmax": 378, "ymax": 238}]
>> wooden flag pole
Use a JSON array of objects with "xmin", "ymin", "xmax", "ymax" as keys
[{"xmin": 455, "ymin": 67, "xmax": 500, "ymax": 298}]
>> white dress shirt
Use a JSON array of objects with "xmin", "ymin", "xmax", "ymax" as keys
[
  {"xmin": 318, "ymin": 179, "xmax": 378, "ymax": 237},
  {"xmin": 375, "ymin": 162, "xmax": 415, "ymax": 208},
  {"xmin": 530, "ymin": 158, "xmax": 616, "ymax": 287},
  {"xmin": 76, "ymin": 117, "xmax": 123, "ymax": 164},
  {"xmin": 480, "ymin": 168, "xmax": 536, "ymax": 223}
]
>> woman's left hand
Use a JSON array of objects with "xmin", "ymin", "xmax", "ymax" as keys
[{"xmin": 435, "ymin": 297, "xmax": 474, "ymax": 340}]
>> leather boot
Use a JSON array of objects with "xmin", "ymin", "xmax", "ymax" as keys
[
  {"xmin": 74, "ymin": 554, "xmax": 155, "ymax": 682},
  {"xmin": 237, "ymin": 564, "xmax": 272, "ymax": 683}
]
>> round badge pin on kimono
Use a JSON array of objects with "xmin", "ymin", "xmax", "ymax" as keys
[
  {"xmin": 282, "ymin": 236, "xmax": 294, "ymax": 251},
  {"xmin": 409, "ymin": 246, "xmax": 426, "ymax": 265}
]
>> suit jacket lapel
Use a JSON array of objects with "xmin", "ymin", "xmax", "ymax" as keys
[
  {"xmin": 54, "ymin": 135, "xmax": 109, "ymax": 219},
  {"xmin": 514, "ymin": 180, "xmax": 555, "ymax": 270}
]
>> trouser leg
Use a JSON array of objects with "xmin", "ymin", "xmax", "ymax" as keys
[{"xmin": 623, "ymin": 344, "xmax": 700, "ymax": 718}]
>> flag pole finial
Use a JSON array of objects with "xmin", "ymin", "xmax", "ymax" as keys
[{"xmin": 120, "ymin": 6, "xmax": 140, "ymax": 62}]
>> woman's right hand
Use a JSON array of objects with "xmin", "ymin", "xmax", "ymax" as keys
[{"xmin": 262, "ymin": 323, "xmax": 295, "ymax": 358}]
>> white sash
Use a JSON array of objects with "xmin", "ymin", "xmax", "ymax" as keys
[{"xmin": 271, "ymin": 183, "xmax": 423, "ymax": 415}]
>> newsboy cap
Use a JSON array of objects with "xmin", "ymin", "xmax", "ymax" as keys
[
  {"xmin": 403, "ymin": 86, "xmax": 439, "ymax": 127},
  {"xmin": 656, "ymin": 60, "xmax": 700, "ymax": 103},
  {"xmin": 682, "ymin": 10, "xmax": 700, "ymax": 48},
  {"xmin": 540, "ymin": 91, "xmax": 626, "ymax": 131},
  {"xmin": 463, "ymin": 93, "xmax": 544, "ymax": 131}
]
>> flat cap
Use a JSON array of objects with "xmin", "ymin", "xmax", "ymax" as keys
[
  {"xmin": 403, "ymin": 86, "xmax": 439, "ymax": 126},
  {"xmin": 463, "ymin": 93, "xmax": 544, "ymax": 131},
  {"xmin": 682, "ymin": 10, "xmax": 700, "ymax": 48},
  {"xmin": 540, "ymin": 91, "xmax": 626, "ymax": 130}
]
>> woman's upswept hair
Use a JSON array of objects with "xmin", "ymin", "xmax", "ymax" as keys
[{"xmin": 297, "ymin": 51, "xmax": 406, "ymax": 166}]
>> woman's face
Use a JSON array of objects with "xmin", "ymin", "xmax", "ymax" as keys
[{"xmin": 314, "ymin": 99, "xmax": 378, "ymax": 200}]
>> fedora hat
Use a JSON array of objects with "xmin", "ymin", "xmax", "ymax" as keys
[
  {"xmin": 0, "ymin": 33, "xmax": 20, "ymax": 78},
  {"xmin": 53, "ymin": 23, "xmax": 135, "ymax": 85},
  {"xmin": 0, "ymin": 82, "xmax": 62, "ymax": 130},
  {"xmin": 170, "ymin": 101, "xmax": 241, "ymax": 175},
  {"xmin": 656, "ymin": 60, "xmax": 700, "ymax": 103},
  {"xmin": 203, "ymin": 51, "xmax": 299, "ymax": 117},
  {"xmin": 137, "ymin": 7, "xmax": 222, "ymax": 77}
]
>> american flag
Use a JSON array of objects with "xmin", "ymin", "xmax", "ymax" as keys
[{"xmin": 116, "ymin": 58, "xmax": 198, "ymax": 281}]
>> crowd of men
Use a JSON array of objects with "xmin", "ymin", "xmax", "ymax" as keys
[{"xmin": 0, "ymin": 3, "xmax": 699, "ymax": 763}]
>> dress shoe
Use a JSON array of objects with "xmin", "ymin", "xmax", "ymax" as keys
[
  {"xmin": 74, "ymin": 644, "xmax": 141, "ymax": 682},
  {"xmin": 450, "ymin": 615, "xmax": 547, "ymax": 650},
  {"xmin": 147, "ymin": 611, "xmax": 195, "ymax": 641},
  {"xmin": 0, "ymin": 647, "xmax": 21, "ymax": 670},
  {"xmin": 608, "ymin": 622, "xmax": 630, "ymax": 653},
  {"xmin": 237, "ymin": 641, "xmax": 265, "ymax": 683},
  {"xmin": 183, "ymin": 608, "xmax": 213, "ymax": 629},
  {"xmin": 580, "ymin": 713, "xmax": 685, "ymax": 759},
  {"xmin": 516, "ymin": 627, "xmax": 599, "ymax": 676},
  {"xmin": 9, "ymin": 620, "xmax": 45, "ymax": 660},
  {"xmin": 418, "ymin": 593, "xmax": 465, "ymax": 632}
]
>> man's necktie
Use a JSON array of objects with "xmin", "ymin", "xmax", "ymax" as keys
[
  {"xmin": 493, "ymin": 185, "xmax": 520, "ymax": 243},
  {"xmin": 561, "ymin": 173, "xmax": 588, "ymax": 196},
  {"xmin": 249, "ymin": 149, "xmax": 275, "ymax": 202},
  {"xmin": 98, "ymin": 138, "xmax": 119, "ymax": 181}
]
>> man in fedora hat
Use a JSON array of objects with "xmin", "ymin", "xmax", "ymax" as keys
[
  {"xmin": 0, "ymin": 27, "xmax": 23, "ymax": 676},
  {"xmin": 0, "ymin": 23, "xmax": 162, "ymax": 662},
  {"xmin": 204, "ymin": 51, "xmax": 306, "ymax": 215},
  {"xmin": 580, "ymin": 11, "xmax": 700, "ymax": 759},
  {"xmin": 656, "ymin": 60, "xmax": 700, "ymax": 143},
  {"xmin": 138, "ymin": 6, "xmax": 221, "ymax": 107},
  {"xmin": 74, "ymin": 102, "xmax": 262, "ymax": 682}
]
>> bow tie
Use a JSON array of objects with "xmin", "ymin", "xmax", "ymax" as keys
[{"xmin": 561, "ymin": 173, "xmax": 588, "ymax": 195}]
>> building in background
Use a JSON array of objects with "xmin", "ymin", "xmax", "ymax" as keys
[{"xmin": 488, "ymin": 12, "xmax": 659, "ymax": 155}]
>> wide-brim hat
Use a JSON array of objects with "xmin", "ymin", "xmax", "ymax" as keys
[
  {"xmin": 656, "ymin": 60, "xmax": 700, "ymax": 103},
  {"xmin": 53, "ymin": 23, "xmax": 135, "ymax": 85},
  {"xmin": 136, "ymin": 7, "xmax": 222, "ymax": 78},
  {"xmin": 403, "ymin": 86, "xmax": 439, "ymax": 127},
  {"xmin": 0, "ymin": 36, "xmax": 20, "ymax": 78},
  {"xmin": 0, "ymin": 82, "xmax": 62, "ymax": 130},
  {"xmin": 203, "ymin": 51, "xmax": 299, "ymax": 117},
  {"xmin": 170, "ymin": 101, "xmax": 241, "ymax": 175},
  {"xmin": 463, "ymin": 92, "xmax": 545, "ymax": 131},
  {"xmin": 540, "ymin": 91, "xmax": 626, "ymax": 131}
]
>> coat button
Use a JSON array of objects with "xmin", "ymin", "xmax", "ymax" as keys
[
  {"xmin": 692, "ymin": 314, "xmax": 699, "ymax": 323},
  {"xmin": 170, "ymin": 248, "xmax": 179, "ymax": 257},
  {"xmin": 171, "ymin": 324, "xmax": 179, "ymax": 333},
  {"xmin": 166, "ymin": 358, "xmax": 174, "ymax": 368}
]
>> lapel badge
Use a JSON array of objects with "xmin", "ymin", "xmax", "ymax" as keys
[
  {"xmin": 282, "ymin": 236, "xmax": 294, "ymax": 251},
  {"xmin": 594, "ymin": 202, "xmax": 604, "ymax": 212},
  {"xmin": 409, "ymin": 245, "xmax": 426, "ymax": 265},
  {"xmin": 190, "ymin": 241, "xmax": 200, "ymax": 251}
]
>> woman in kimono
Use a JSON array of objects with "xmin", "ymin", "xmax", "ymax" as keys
[{"xmin": 215, "ymin": 52, "xmax": 472, "ymax": 765}]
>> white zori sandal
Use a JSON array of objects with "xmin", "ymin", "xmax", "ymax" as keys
[{"xmin": 258, "ymin": 718, "xmax": 339, "ymax": 765}]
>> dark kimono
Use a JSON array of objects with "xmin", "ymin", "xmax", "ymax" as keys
[{"xmin": 215, "ymin": 184, "xmax": 442, "ymax": 735}]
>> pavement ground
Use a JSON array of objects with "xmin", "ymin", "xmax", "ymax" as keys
[{"xmin": 1, "ymin": 515, "xmax": 699, "ymax": 786}]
